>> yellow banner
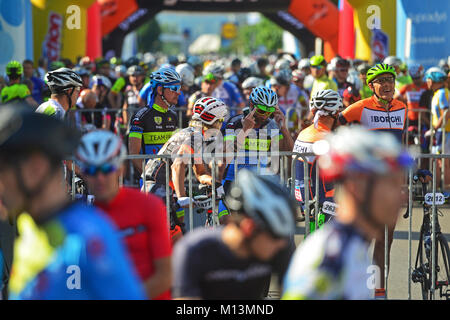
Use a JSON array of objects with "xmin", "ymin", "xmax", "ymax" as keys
[
  {"xmin": 32, "ymin": 0, "xmax": 95, "ymax": 64},
  {"xmin": 348, "ymin": 0, "xmax": 397, "ymax": 63}
]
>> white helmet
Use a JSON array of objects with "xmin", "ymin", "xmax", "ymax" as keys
[
  {"xmin": 383, "ymin": 56, "xmax": 402, "ymax": 67},
  {"xmin": 226, "ymin": 169, "xmax": 296, "ymax": 238},
  {"xmin": 298, "ymin": 58, "xmax": 311, "ymax": 70},
  {"xmin": 192, "ymin": 97, "xmax": 228, "ymax": 125},
  {"xmin": 203, "ymin": 63, "xmax": 225, "ymax": 78},
  {"xmin": 275, "ymin": 58, "xmax": 291, "ymax": 71},
  {"xmin": 75, "ymin": 130, "xmax": 126, "ymax": 171},
  {"xmin": 242, "ymin": 77, "xmax": 264, "ymax": 90},
  {"xmin": 175, "ymin": 63, "xmax": 195, "ymax": 87},
  {"xmin": 45, "ymin": 67, "xmax": 83, "ymax": 93},
  {"xmin": 310, "ymin": 89, "xmax": 343, "ymax": 114},
  {"xmin": 249, "ymin": 86, "xmax": 278, "ymax": 108},
  {"xmin": 91, "ymin": 75, "xmax": 112, "ymax": 89}
]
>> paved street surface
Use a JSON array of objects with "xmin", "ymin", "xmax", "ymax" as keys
[{"xmin": 268, "ymin": 205, "xmax": 450, "ymax": 300}]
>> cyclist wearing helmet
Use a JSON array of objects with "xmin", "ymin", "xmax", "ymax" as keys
[
  {"xmin": 0, "ymin": 105, "xmax": 145, "ymax": 299},
  {"xmin": 75, "ymin": 130, "xmax": 172, "ymax": 300},
  {"xmin": 309, "ymin": 55, "xmax": 338, "ymax": 101},
  {"xmin": 219, "ymin": 86, "xmax": 294, "ymax": 218},
  {"xmin": 293, "ymin": 89, "xmax": 343, "ymax": 224},
  {"xmin": 172, "ymin": 169, "xmax": 296, "ymax": 300},
  {"xmin": 338, "ymin": 63, "xmax": 407, "ymax": 143},
  {"xmin": 357, "ymin": 63, "xmax": 373, "ymax": 99},
  {"xmin": 35, "ymin": 67, "xmax": 82, "ymax": 120},
  {"xmin": 142, "ymin": 97, "xmax": 228, "ymax": 241},
  {"xmin": 396, "ymin": 64, "xmax": 428, "ymax": 143},
  {"xmin": 175, "ymin": 63, "xmax": 196, "ymax": 127},
  {"xmin": 338, "ymin": 63, "xmax": 407, "ymax": 298},
  {"xmin": 383, "ymin": 56, "xmax": 412, "ymax": 91},
  {"xmin": 121, "ymin": 65, "xmax": 147, "ymax": 136},
  {"xmin": 283, "ymin": 126, "xmax": 414, "ymax": 300},
  {"xmin": 331, "ymin": 58, "xmax": 352, "ymax": 98},
  {"xmin": 187, "ymin": 70, "xmax": 220, "ymax": 118},
  {"xmin": 426, "ymin": 67, "xmax": 450, "ymax": 185},
  {"xmin": 241, "ymin": 77, "xmax": 264, "ymax": 105},
  {"xmin": 73, "ymin": 67, "xmax": 91, "ymax": 90},
  {"xmin": 1, "ymin": 61, "xmax": 37, "ymax": 107},
  {"xmin": 206, "ymin": 62, "xmax": 245, "ymax": 118},
  {"xmin": 129, "ymin": 67, "xmax": 180, "ymax": 177}
]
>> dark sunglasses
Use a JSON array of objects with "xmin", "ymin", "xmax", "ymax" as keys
[{"xmin": 83, "ymin": 163, "xmax": 117, "ymax": 176}]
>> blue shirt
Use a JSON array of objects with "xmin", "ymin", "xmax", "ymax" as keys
[
  {"xmin": 9, "ymin": 202, "xmax": 146, "ymax": 300},
  {"xmin": 29, "ymin": 76, "xmax": 46, "ymax": 104}
]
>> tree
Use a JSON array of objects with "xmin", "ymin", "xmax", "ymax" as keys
[
  {"xmin": 230, "ymin": 17, "xmax": 283, "ymax": 55},
  {"xmin": 136, "ymin": 18, "xmax": 162, "ymax": 53}
]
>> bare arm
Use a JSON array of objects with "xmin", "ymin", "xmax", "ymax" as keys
[
  {"xmin": 144, "ymin": 257, "xmax": 172, "ymax": 299},
  {"xmin": 128, "ymin": 137, "xmax": 143, "ymax": 174}
]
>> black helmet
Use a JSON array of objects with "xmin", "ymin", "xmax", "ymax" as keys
[
  {"xmin": 237, "ymin": 67, "xmax": 251, "ymax": 83},
  {"xmin": 125, "ymin": 57, "xmax": 140, "ymax": 68},
  {"xmin": 0, "ymin": 104, "xmax": 80, "ymax": 161},
  {"xmin": 226, "ymin": 169, "xmax": 296, "ymax": 238}
]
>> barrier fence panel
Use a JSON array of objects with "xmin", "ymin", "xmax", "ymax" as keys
[{"xmin": 65, "ymin": 148, "xmax": 450, "ymax": 299}]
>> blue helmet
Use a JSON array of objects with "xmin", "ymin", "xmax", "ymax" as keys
[{"xmin": 425, "ymin": 67, "xmax": 447, "ymax": 82}]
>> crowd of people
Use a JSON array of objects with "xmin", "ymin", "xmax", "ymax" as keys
[{"xmin": 0, "ymin": 51, "xmax": 449, "ymax": 300}]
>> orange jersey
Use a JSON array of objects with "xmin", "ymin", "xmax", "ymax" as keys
[
  {"xmin": 399, "ymin": 83, "xmax": 428, "ymax": 121},
  {"xmin": 338, "ymin": 95, "xmax": 407, "ymax": 142}
]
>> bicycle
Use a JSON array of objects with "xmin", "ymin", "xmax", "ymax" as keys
[
  {"xmin": 404, "ymin": 170, "xmax": 450, "ymax": 300},
  {"xmin": 193, "ymin": 184, "xmax": 224, "ymax": 228},
  {"xmin": 305, "ymin": 199, "xmax": 337, "ymax": 237}
]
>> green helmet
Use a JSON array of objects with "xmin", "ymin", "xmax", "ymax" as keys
[
  {"xmin": 366, "ymin": 63, "xmax": 397, "ymax": 85},
  {"xmin": 310, "ymin": 55, "xmax": 325, "ymax": 67},
  {"xmin": 6, "ymin": 60, "xmax": 23, "ymax": 76}
]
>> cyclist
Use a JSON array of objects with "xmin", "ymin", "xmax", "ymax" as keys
[
  {"xmin": 128, "ymin": 67, "xmax": 180, "ymax": 177},
  {"xmin": 383, "ymin": 56, "xmax": 412, "ymax": 91},
  {"xmin": 282, "ymin": 126, "xmax": 414, "ymax": 300},
  {"xmin": 357, "ymin": 63, "xmax": 373, "ymax": 99},
  {"xmin": 309, "ymin": 55, "xmax": 338, "ymax": 101},
  {"xmin": 1, "ymin": 61, "xmax": 37, "ymax": 107},
  {"xmin": 426, "ymin": 67, "xmax": 450, "ymax": 186},
  {"xmin": 75, "ymin": 130, "xmax": 172, "ymax": 300},
  {"xmin": 206, "ymin": 62, "xmax": 245, "ymax": 118},
  {"xmin": 121, "ymin": 65, "xmax": 147, "ymax": 136},
  {"xmin": 331, "ymin": 58, "xmax": 352, "ymax": 98},
  {"xmin": 142, "ymin": 96, "xmax": 228, "ymax": 240},
  {"xmin": 219, "ymin": 86, "xmax": 294, "ymax": 218},
  {"xmin": 338, "ymin": 62, "xmax": 407, "ymax": 298},
  {"xmin": 35, "ymin": 68, "xmax": 83, "ymax": 120},
  {"xmin": 241, "ymin": 77, "xmax": 264, "ymax": 106},
  {"xmin": 0, "ymin": 105, "xmax": 145, "ymax": 299},
  {"xmin": 22, "ymin": 60, "xmax": 46, "ymax": 105},
  {"xmin": 187, "ymin": 70, "xmax": 219, "ymax": 118},
  {"xmin": 175, "ymin": 63, "xmax": 196, "ymax": 127},
  {"xmin": 396, "ymin": 64, "xmax": 429, "ymax": 146},
  {"xmin": 172, "ymin": 169, "xmax": 297, "ymax": 300},
  {"xmin": 298, "ymin": 58, "xmax": 314, "ymax": 93},
  {"xmin": 293, "ymin": 89, "xmax": 343, "ymax": 224}
]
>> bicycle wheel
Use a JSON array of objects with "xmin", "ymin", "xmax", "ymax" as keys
[
  {"xmin": 435, "ymin": 234, "xmax": 450, "ymax": 299},
  {"xmin": 416, "ymin": 229, "xmax": 431, "ymax": 300}
]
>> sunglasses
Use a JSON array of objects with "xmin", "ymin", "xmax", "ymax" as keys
[
  {"xmin": 83, "ymin": 163, "xmax": 117, "ymax": 176},
  {"xmin": 164, "ymin": 84, "xmax": 181, "ymax": 93},
  {"xmin": 254, "ymin": 104, "xmax": 276, "ymax": 116},
  {"xmin": 311, "ymin": 65, "xmax": 323, "ymax": 70},
  {"xmin": 372, "ymin": 77, "xmax": 395, "ymax": 85}
]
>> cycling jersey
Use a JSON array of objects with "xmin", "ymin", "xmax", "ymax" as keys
[
  {"xmin": 129, "ymin": 104, "xmax": 178, "ymax": 155},
  {"xmin": 399, "ymin": 83, "xmax": 428, "ymax": 122},
  {"xmin": 278, "ymin": 84, "xmax": 305, "ymax": 114},
  {"xmin": 1, "ymin": 84, "xmax": 31, "ymax": 103},
  {"xmin": 396, "ymin": 74, "xmax": 413, "ymax": 91},
  {"xmin": 95, "ymin": 187, "xmax": 172, "ymax": 300},
  {"xmin": 431, "ymin": 88, "xmax": 450, "ymax": 132},
  {"xmin": 212, "ymin": 81, "xmax": 243, "ymax": 118},
  {"xmin": 222, "ymin": 114, "xmax": 283, "ymax": 182},
  {"xmin": 338, "ymin": 95, "xmax": 407, "ymax": 142},
  {"xmin": 293, "ymin": 121, "xmax": 334, "ymax": 207},
  {"xmin": 282, "ymin": 220, "xmax": 373, "ymax": 300},
  {"xmin": 35, "ymin": 99, "xmax": 66, "ymax": 120},
  {"xmin": 172, "ymin": 226, "xmax": 295, "ymax": 300},
  {"xmin": 310, "ymin": 75, "xmax": 338, "ymax": 101},
  {"xmin": 9, "ymin": 203, "xmax": 146, "ymax": 299}
]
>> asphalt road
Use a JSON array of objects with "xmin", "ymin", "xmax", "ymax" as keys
[{"xmin": 268, "ymin": 205, "xmax": 450, "ymax": 300}]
